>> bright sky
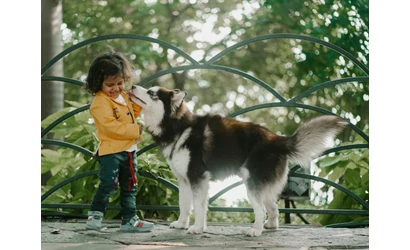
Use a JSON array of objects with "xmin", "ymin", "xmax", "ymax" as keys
[{"xmin": 209, "ymin": 176, "xmax": 247, "ymax": 206}]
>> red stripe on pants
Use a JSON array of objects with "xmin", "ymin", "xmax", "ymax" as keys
[{"xmin": 128, "ymin": 152, "xmax": 137, "ymax": 191}]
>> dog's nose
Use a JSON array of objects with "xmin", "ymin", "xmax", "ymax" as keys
[{"xmin": 132, "ymin": 85, "xmax": 136, "ymax": 89}]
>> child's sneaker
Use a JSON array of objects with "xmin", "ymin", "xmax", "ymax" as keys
[
  {"xmin": 86, "ymin": 211, "xmax": 103, "ymax": 230},
  {"xmin": 119, "ymin": 215, "xmax": 154, "ymax": 232}
]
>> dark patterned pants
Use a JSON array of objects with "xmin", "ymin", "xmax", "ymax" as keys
[{"xmin": 90, "ymin": 151, "xmax": 138, "ymax": 224}]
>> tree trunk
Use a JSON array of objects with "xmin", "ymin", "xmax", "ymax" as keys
[{"xmin": 41, "ymin": 0, "xmax": 64, "ymax": 185}]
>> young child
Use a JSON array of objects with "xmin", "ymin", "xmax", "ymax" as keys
[{"xmin": 83, "ymin": 49, "xmax": 154, "ymax": 232}]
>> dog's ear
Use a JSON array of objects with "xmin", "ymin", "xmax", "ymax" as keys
[{"xmin": 171, "ymin": 89, "xmax": 187, "ymax": 107}]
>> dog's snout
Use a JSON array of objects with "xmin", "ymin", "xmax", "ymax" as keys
[{"xmin": 132, "ymin": 85, "xmax": 136, "ymax": 89}]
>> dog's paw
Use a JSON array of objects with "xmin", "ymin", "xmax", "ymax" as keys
[
  {"xmin": 170, "ymin": 221, "xmax": 189, "ymax": 229},
  {"xmin": 245, "ymin": 227, "xmax": 262, "ymax": 237},
  {"xmin": 264, "ymin": 218, "xmax": 279, "ymax": 229},
  {"xmin": 187, "ymin": 225, "xmax": 204, "ymax": 234}
]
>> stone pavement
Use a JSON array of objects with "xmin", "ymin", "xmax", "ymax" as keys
[{"xmin": 41, "ymin": 219, "xmax": 369, "ymax": 250}]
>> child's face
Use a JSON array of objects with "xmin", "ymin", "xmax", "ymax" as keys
[{"xmin": 102, "ymin": 75, "xmax": 125, "ymax": 99}]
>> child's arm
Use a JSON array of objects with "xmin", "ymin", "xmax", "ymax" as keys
[{"xmin": 131, "ymin": 102, "xmax": 144, "ymax": 142}]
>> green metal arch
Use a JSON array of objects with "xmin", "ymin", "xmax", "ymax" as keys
[
  {"xmin": 41, "ymin": 104, "xmax": 90, "ymax": 137},
  {"xmin": 41, "ymin": 76, "xmax": 84, "ymax": 87},
  {"xmin": 41, "ymin": 34, "xmax": 200, "ymax": 76},
  {"xmin": 228, "ymin": 102, "xmax": 368, "ymax": 142},
  {"xmin": 289, "ymin": 76, "xmax": 369, "ymax": 103},
  {"xmin": 206, "ymin": 33, "xmax": 369, "ymax": 75},
  {"xmin": 290, "ymin": 172, "xmax": 368, "ymax": 210},
  {"xmin": 41, "ymin": 137, "xmax": 368, "ymax": 213},
  {"xmin": 137, "ymin": 64, "xmax": 287, "ymax": 102},
  {"xmin": 41, "ymin": 139, "xmax": 93, "ymax": 157},
  {"xmin": 41, "ymin": 170, "xmax": 98, "ymax": 202},
  {"xmin": 41, "ymin": 33, "xmax": 369, "ymax": 220},
  {"xmin": 41, "ymin": 169, "xmax": 179, "ymax": 203}
]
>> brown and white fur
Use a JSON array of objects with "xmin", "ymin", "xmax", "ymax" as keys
[{"xmin": 128, "ymin": 85, "xmax": 346, "ymax": 237}]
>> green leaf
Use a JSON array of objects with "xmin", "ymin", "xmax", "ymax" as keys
[
  {"xmin": 319, "ymin": 156, "xmax": 350, "ymax": 179},
  {"xmin": 351, "ymin": 153, "xmax": 362, "ymax": 163},
  {"xmin": 327, "ymin": 167, "xmax": 346, "ymax": 183},
  {"xmin": 362, "ymin": 149, "xmax": 369, "ymax": 159},
  {"xmin": 350, "ymin": 188, "xmax": 366, "ymax": 198},
  {"xmin": 318, "ymin": 154, "xmax": 343, "ymax": 168},
  {"xmin": 361, "ymin": 172, "xmax": 369, "ymax": 187},
  {"xmin": 344, "ymin": 168, "xmax": 361, "ymax": 188},
  {"xmin": 41, "ymin": 159, "xmax": 55, "ymax": 174},
  {"xmin": 42, "ymin": 193, "xmax": 65, "ymax": 204},
  {"xmin": 41, "ymin": 107, "xmax": 73, "ymax": 128},
  {"xmin": 50, "ymin": 164, "xmax": 64, "ymax": 176},
  {"xmin": 346, "ymin": 162, "xmax": 358, "ymax": 170},
  {"xmin": 350, "ymin": 216, "xmax": 369, "ymax": 223},
  {"xmin": 65, "ymin": 100, "xmax": 89, "ymax": 109},
  {"xmin": 41, "ymin": 149, "xmax": 62, "ymax": 159},
  {"xmin": 41, "ymin": 149, "xmax": 62, "ymax": 173}
]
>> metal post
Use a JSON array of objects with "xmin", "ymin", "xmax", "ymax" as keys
[{"xmin": 285, "ymin": 199, "xmax": 291, "ymax": 224}]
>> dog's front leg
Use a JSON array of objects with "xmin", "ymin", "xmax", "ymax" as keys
[
  {"xmin": 187, "ymin": 173, "xmax": 210, "ymax": 234},
  {"xmin": 170, "ymin": 179, "xmax": 192, "ymax": 229}
]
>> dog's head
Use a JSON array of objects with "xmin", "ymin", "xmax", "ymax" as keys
[{"xmin": 127, "ymin": 85, "xmax": 188, "ymax": 135}]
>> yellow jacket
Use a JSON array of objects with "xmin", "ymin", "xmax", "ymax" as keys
[{"xmin": 90, "ymin": 91, "xmax": 143, "ymax": 156}]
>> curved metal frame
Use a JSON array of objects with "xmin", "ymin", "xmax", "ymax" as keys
[{"xmin": 41, "ymin": 33, "xmax": 369, "ymax": 218}]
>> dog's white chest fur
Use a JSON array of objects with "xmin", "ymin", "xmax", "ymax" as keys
[{"xmin": 161, "ymin": 128, "xmax": 192, "ymax": 181}]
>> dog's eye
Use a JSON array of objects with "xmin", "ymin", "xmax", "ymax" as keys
[{"xmin": 147, "ymin": 90, "xmax": 158, "ymax": 100}]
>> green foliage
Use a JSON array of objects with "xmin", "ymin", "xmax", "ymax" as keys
[
  {"xmin": 41, "ymin": 102, "xmax": 100, "ymax": 216},
  {"xmin": 41, "ymin": 101, "xmax": 180, "ymax": 221},
  {"xmin": 316, "ymin": 148, "xmax": 369, "ymax": 225},
  {"xmin": 134, "ymin": 152, "xmax": 179, "ymax": 220}
]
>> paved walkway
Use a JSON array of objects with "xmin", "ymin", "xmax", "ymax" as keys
[{"xmin": 41, "ymin": 219, "xmax": 369, "ymax": 250}]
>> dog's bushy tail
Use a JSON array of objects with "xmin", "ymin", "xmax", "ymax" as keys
[{"xmin": 287, "ymin": 115, "xmax": 347, "ymax": 168}]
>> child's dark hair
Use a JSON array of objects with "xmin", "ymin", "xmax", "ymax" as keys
[{"xmin": 84, "ymin": 50, "xmax": 135, "ymax": 95}]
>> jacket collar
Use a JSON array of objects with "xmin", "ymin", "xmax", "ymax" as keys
[{"xmin": 95, "ymin": 91, "xmax": 130, "ymax": 106}]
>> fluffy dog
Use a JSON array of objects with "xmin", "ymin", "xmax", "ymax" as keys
[{"xmin": 128, "ymin": 85, "xmax": 346, "ymax": 236}]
